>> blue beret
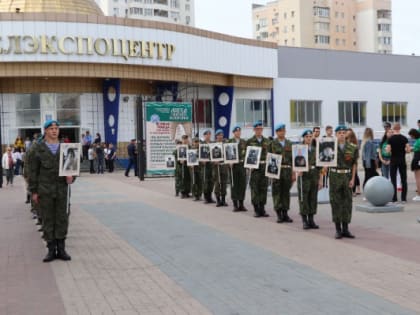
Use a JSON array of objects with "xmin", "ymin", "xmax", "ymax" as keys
[
  {"xmin": 232, "ymin": 125, "xmax": 241, "ymax": 133},
  {"xmin": 203, "ymin": 129, "xmax": 211, "ymax": 135},
  {"xmin": 215, "ymin": 129, "xmax": 224, "ymax": 136},
  {"xmin": 335, "ymin": 125, "xmax": 348, "ymax": 132},
  {"xmin": 253, "ymin": 120, "xmax": 263, "ymax": 128},
  {"xmin": 275, "ymin": 123, "xmax": 286, "ymax": 131},
  {"xmin": 44, "ymin": 119, "xmax": 60, "ymax": 129},
  {"xmin": 301, "ymin": 129, "xmax": 313, "ymax": 137}
]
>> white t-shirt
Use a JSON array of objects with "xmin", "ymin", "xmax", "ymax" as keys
[{"xmin": 88, "ymin": 148, "xmax": 94, "ymax": 160}]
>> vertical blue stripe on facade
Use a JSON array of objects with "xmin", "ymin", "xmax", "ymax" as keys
[
  {"xmin": 271, "ymin": 88, "xmax": 275, "ymax": 136},
  {"xmin": 103, "ymin": 79, "xmax": 120, "ymax": 145},
  {"xmin": 214, "ymin": 86, "xmax": 234, "ymax": 138}
]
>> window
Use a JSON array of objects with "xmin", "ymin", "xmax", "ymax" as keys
[
  {"xmin": 342, "ymin": 39, "xmax": 346, "ymax": 45},
  {"xmin": 193, "ymin": 100, "xmax": 213, "ymax": 129},
  {"xmin": 378, "ymin": 24, "xmax": 391, "ymax": 32},
  {"xmin": 291, "ymin": 24, "xmax": 295, "ymax": 32},
  {"xmin": 170, "ymin": 0, "xmax": 179, "ymax": 8},
  {"xmin": 185, "ymin": 15, "xmax": 190, "ymax": 24},
  {"xmin": 185, "ymin": 4, "xmax": 190, "ymax": 11},
  {"xmin": 341, "ymin": 12, "xmax": 344, "ymax": 18},
  {"xmin": 290, "ymin": 100, "xmax": 322, "ymax": 127},
  {"xmin": 283, "ymin": 25, "xmax": 287, "ymax": 33},
  {"xmin": 284, "ymin": 12, "xmax": 287, "ymax": 19},
  {"xmin": 336, "ymin": 25, "xmax": 339, "ymax": 32},
  {"xmin": 313, "ymin": 6, "xmax": 330, "ymax": 17},
  {"xmin": 314, "ymin": 35, "xmax": 330, "ymax": 44},
  {"xmin": 144, "ymin": 0, "xmax": 152, "ymax": 3},
  {"xmin": 113, "ymin": 8, "xmax": 119, "ymax": 16},
  {"xmin": 335, "ymin": 38, "xmax": 339, "ymax": 46},
  {"xmin": 144, "ymin": 8, "xmax": 153, "ymax": 15},
  {"xmin": 341, "ymin": 26, "xmax": 345, "ymax": 33},
  {"xmin": 382, "ymin": 102, "xmax": 407, "ymax": 125},
  {"xmin": 154, "ymin": 9, "xmax": 168, "ymax": 17},
  {"xmin": 314, "ymin": 22, "xmax": 330, "ymax": 31},
  {"xmin": 284, "ymin": 39, "xmax": 288, "ymax": 45},
  {"xmin": 260, "ymin": 32, "xmax": 269, "ymax": 39},
  {"xmin": 154, "ymin": 0, "xmax": 168, "ymax": 4},
  {"xmin": 130, "ymin": 7, "xmax": 143, "ymax": 15},
  {"xmin": 292, "ymin": 38, "xmax": 295, "ymax": 45},
  {"xmin": 378, "ymin": 36, "xmax": 392, "ymax": 45},
  {"xmin": 16, "ymin": 94, "xmax": 41, "ymax": 127},
  {"xmin": 338, "ymin": 101, "xmax": 366, "ymax": 126},
  {"xmin": 260, "ymin": 18, "xmax": 267, "ymax": 27},
  {"xmin": 272, "ymin": 18, "xmax": 278, "ymax": 25},
  {"xmin": 56, "ymin": 94, "xmax": 81, "ymax": 126},
  {"xmin": 236, "ymin": 99, "xmax": 272, "ymax": 128},
  {"xmin": 170, "ymin": 11, "xmax": 180, "ymax": 20},
  {"xmin": 291, "ymin": 10, "xmax": 295, "ymax": 17}
]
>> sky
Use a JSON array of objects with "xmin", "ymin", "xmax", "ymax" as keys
[{"xmin": 195, "ymin": 0, "xmax": 420, "ymax": 56}]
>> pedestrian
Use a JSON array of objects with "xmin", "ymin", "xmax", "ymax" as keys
[
  {"xmin": 2, "ymin": 146, "xmax": 16, "ymax": 186},
  {"xmin": 125, "ymin": 139, "xmax": 138, "ymax": 177},
  {"xmin": 324, "ymin": 125, "xmax": 333, "ymax": 138},
  {"xmin": 173, "ymin": 140, "xmax": 182, "ymax": 197},
  {"xmin": 107, "ymin": 143, "xmax": 117, "ymax": 173},
  {"xmin": 28, "ymin": 119, "xmax": 73, "ymax": 262},
  {"xmin": 311, "ymin": 126, "xmax": 321, "ymax": 147},
  {"xmin": 96, "ymin": 143, "xmax": 105, "ymax": 174},
  {"xmin": 94, "ymin": 133, "xmax": 101, "ymax": 144},
  {"xmin": 378, "ymin": 128, "xmax": 393, "ymax": 179},
  {"xmin": 329, "ymin": 125, "xmax": 358, "ymax": 239},
  {"xmin": 387, "ymin": 122, "xmax": 410, "ymax": 203},
  {"xmin": 13, "ymin": 147, "xmax": 23, "ymax": 175},
  {"xmin": 212, "ymin": 130, "xmax": 228, "ymax": 207},
  {"xmin": 361, "ymin": 127, "xmax": 378, "ymax": 188},
  {"xmin": 201, "ymin": 130, "xmax": 215, "ymax": 203},
  {"xmin": 346, "ymin": 128, "xmax": 361, "ymax": 196},
  {"xmin": 246, "ymin": 120, "xmax": 270, "ymax": 218},
  {"xmin": 228, "ymin": 126, "xmax": 247, "ymax": 212},
  {"xmin": 190, "ymin": 138, "xmax": 202, "ymax": 201},
  {"xmin": 408, "ymin": 128, "xmax": 420, "ymax": 201},
  {"xmin": 268, "ymin": 123, "xmax": 295, "ymax": 223},
  {"xmin": 14, "ymin": 135, "xmax": 24, "ymax": 151},
  {"xmin": 104, "ymin": 143, "xmax": 110, "ymax": 171},
  {"xmin": 297, "ymin": 130, "xmax": 323, "ymax": 229},
  {"xmin": 88, "ymin": 144, "xmax": 96, "ymax": 174},
  {"xmin": 177, "ymin": 135, "xmax": 191, "ymax": 198},
  {"xmin": 83, "ymin": 131, "xmax": 92, "ymax": 160}
]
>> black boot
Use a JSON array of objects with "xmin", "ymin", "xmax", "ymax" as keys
[
  {"xmin": 194, "ymin": 195, "xmax": 201, "ymax": 201},
  {"xmin": 342, "ymin": 223, "xmax": 355, "ymax": 238},
  {"xmin": 56, "ymin": 239, "xmax": 71, "ymax": 261},
  {"xmin": 276, "ymin": 209, "xmax": 284, "ymax": 223},
  {"xmin": 205, "ymin": 194, "xmax": 215, "ymax": 204},
  {"xmin": 260, "ymin": 205, "xmax": 269, "ymax": 217},
  {"xmin": 308, "ymin": 214, "xmax": 319, "ymax": 229},
  {"xmin": 301, "ymin": 215, "xmax": 310, "ymax": 229},
  {"xmin": 221, "ymin": 196, "xmax": 228, "ymax": 207},
  {"xmin": 335, "ymin": 222, "xmax": 342, "ymax": 239},
  {"xmin": 238, "ymin": 200, "xmax": 248, "ymax": 212},
  {"xmin": 43, "ymin": 240, "xmax": 56, "ymax": 263},
  {"xmin": 233, "ymin": 200, "xmax": 240, "ymax": 212},
  {"xmin": 25, "ymin": 194, "xmax": 30, "ymax": 204},
  {"xmin": 216, "ymin": 196, "xmax": 222, "ymax": 207},
  {"xmin": 175, "ymin": 191, "xmax": 179, "ymax": 197},
  {"xmin": 253, "ymin": 204, "xmax": 262, "ymax": 217},
  {"xmin": 282, "ymin": 210, "xmax": 293, "ymax": 223}
]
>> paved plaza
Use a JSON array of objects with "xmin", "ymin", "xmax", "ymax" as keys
[{"xmin": 0, "ymin": 172, "xmax": 419, "ymax": 315}]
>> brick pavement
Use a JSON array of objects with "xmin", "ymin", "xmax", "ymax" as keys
[{"xmin": 1, "ymin": 172, "xmax": 420, "ymax": 315}]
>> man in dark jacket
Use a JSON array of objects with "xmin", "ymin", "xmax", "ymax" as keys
[{"xmin": 125, "ymin": 139, "xmax": 138, "ymax": 177}]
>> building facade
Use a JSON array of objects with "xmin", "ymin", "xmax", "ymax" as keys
[
  {"xmin": 253, "ymin": 0, "xmax": 392, "ymax": 54},
  {"xmin": 95, "ymin": 0, "xmax": 195, "ymax": 26}
]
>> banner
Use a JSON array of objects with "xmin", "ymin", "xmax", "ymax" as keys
[{"xmin": 145, "ymin": 102, "xmax": 192, "ymax": 175}]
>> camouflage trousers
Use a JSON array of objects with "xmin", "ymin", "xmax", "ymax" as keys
[
  {"xmin": 39, "ymin": 195, "xmax": 69, "ymax": 242},
  {"xmin": 272, "ymin": 168, "xmax": 292, "ymax": 211},
  {"xmin": 179, "ymin": 163, "xmax": 191, "ymax": 194},
  {"xmin": 250, "ymin": 164, "xmax": 268, "ymax": 206},
  {"xmin": 190, "ymin": 166, "xmax": 202, "ymax": 197},
  {"xmin": 213, "ymin": 164, "xmax": 228, "ymax": 197},
  {"xmin": 230, "ymin": 163, "xmax": 246, "ymax": 201},
  {"xmin": 329, "ymin": 172, "xmax": 353, "ymax": 223},
  {"xmin": 297, "ymin": 170, "xmax": 319, "ymax": 215},
  {"xmin": 201, "ymin": 162, "xmax": 214, "ymax": 196}
]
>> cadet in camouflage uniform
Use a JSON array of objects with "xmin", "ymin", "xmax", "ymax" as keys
[
  {"xmin": 201, "ymin": 130, "xmax": 215, "ymax": 204},
  {"xmin": 246, "ymin": 121, "xmax": 270, "ymax": 217},
  {"xmin": 173, "ymin": 140, "xmax": 182, "ymax": 197},
  {"xmin": 190, "ymin": 138, "xmax": 202, "ymax": 201},
  {"xmin": 297, "ymin": 130, "xmax": 323, "ymax": 229},
  {"xmin": 28, "ymin": 120, "xmax": 73, "ymax": 262},
  {"xmin": 212, "ymin": 129, "xmax": 229, "ymax": 207},
  {"xmin": 329, "ymin": 125, "xmax": 358, "ymax": 239},
  {"xmin": 269, "ymin": 124, "xmax": 296, "ymax": 223},
  {"xmin": 228, "ymin": 126, "xmax": 247, "ymax": 212},
  {"xmin": 177, "ymin": 135, "xmax": 191, "ymax": 198}
]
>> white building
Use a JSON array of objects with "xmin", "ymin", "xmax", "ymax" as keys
[{"xmin": 95, "ymin": 0, "xmax": 195, "ymax": 26}]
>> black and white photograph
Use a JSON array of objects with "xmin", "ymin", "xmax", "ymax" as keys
[
  {"xmin": 199, "ymin": 143, "xmax": 211, "ymax": 161},
  {"xmin": 210, "ymin": 143, "xmax": 224, "ymax": 162},
  {"xmin": 265, "ymin": 153, "xmax": 282, "ymax": 179},
  {"xmin": 244, "ymin": 146, "xmax": 262, "ymax": 169},
  {"xmin": 223, "ymin": 143, "xmax": 239, "ymax": 164},
  {"xmin": 177, "ymin": 144, "xmax": 188, "ymax": 161},
  {"xmin": 292, "ymin": 144, "xmax": 309, "ymax": 172},
  {"xmin": 165, "ymin": 155, "xmax": 175, "ymax": 169},
  {"xmin": 187, "ymin": 149, "xmax": 199, "ymax": 166},
  {"xmin": 316, "ymin": 137, "xmax": 338, "ymax": 167},
  {"xmin": 59, "ymin": 143, "xmax": 81, "ymax": 177}
]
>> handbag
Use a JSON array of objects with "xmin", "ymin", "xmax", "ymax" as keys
[{"xmin": 317, "ymin": 187, "xmax": 330, "ymax": 204}]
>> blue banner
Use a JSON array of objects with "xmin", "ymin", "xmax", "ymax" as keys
[
  {"xmin": 214, "ymin": 86, "xmax": 234, "ymax": 138},
  {"xmin": 103, "ymin": 79, "xmax": 120, "ymax": 145}
]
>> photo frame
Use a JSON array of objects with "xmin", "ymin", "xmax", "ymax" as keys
[
  {"xmin": 223, "ymin": 143, "xmax": 239, "ymax": 164},
  {"xmin": 165, "ymin": 155, "xmax": 175, "ymax": 169},
  {"xmin": 292, "ymin": 144, "xmax": 309, "ymax": 172},
  {"xmin": 210, "ymin": 143, "xmax": 224, "ymax": 162},
  {"xmin": 316, "ymin": 137, "xmax": 338, "ymax": 167},
  {"xmin": 265, "ymin": 153, "xmax": 282, "ymax": 179},
  {"xmin": 199, "ymin": 143, "xmax": 211, "ymax": 162},
  {"xmin": 59, "ymin": 143, "xmax": 81, "ymax": 177},
  {"xmin": 177, "ymin": 144, "xmax": 188, "ymax": 161},
  {"xmin": 244, "ymin": 146, "xmax": 262, "ymax": 169},
  {"xmin": 187, "ymin": 149, "xmax": 199, "ymax": 166}
]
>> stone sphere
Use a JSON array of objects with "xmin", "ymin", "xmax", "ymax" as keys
[{"xmin": 364, "ymin": 176, "xmax": 394, "ymax": 206}]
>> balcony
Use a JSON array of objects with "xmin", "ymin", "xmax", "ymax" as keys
[{"xmin": 154, "ymin": 9, "xmax": 169, "ymax": 17}]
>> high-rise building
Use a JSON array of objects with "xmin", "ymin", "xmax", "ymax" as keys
[
  {"xmin": 95, "ymin": 0, "xmax": 195, "ymax": 26},
  {"xmin": 252, "ymin": 0, "xmax": 392, "ymax": 54}
]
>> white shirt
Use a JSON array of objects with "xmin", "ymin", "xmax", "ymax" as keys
[{"xmin": 88, "ymin": 148, "xmax": 94, "ymax": 160}]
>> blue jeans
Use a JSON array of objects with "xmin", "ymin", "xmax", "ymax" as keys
[{"xmin": 381, "ymin": 159, "xmax": 390, "ymax": 179}]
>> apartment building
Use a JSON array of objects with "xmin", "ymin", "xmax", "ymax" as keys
[
  {"xmin": 95, "ymin": 0, "xmax": 195, "ymax": 26},
  {"xmin": 253, "ymin": 0, "xmax": 392, "ymax": 53}
]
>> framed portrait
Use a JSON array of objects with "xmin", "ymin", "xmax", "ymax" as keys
[
  {"xmin": 210, "ymin": 143, "xmax": 224, "ymax": 162},
  {"xmin": 265, "ymin": 153, "xmax": 282, "ymax": 179},
  {"xmin": 316, "ymin": 137, "xmax": 337, "ymax": 167},
  {"xmin": 244, "ymin": 146, "xmax": 262, "ymax": 169},
  {"xmin": 177, "ymin": 144, "xmax": 188, "ymax": 161},
  {"xmin": 165, "ymin": 155, "xmax": 175, "ymax": 169},
  {"xmin": 59, "ymin": 143, "xmax": 81, "ymax": 177},
  {"xmin": 292, "ymin": 144, "xmax": 309, "ymax": 172},
  {"xmin": 199, "ymin": 143, "xmax": 211, "ymax": 162},
  {"xmin": 187, "ymin": 149, "xmax": 199, "ymax": 166},
  {"xmin": 223, "ymin": 143, "xmax": 239, "ymax": 164}
]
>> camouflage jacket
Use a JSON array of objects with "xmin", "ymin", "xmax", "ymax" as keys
[
  {"xmin": 246, "ymin": 136, "xmax": 271, "ymax": 161},
  {"xmin": 228, "ymin": 138, "xmax": 247, "ymax": 161},
  {"xmin": 269, "ymin": 138, "xmax": 293, "ymax": 166},
  {"xmin": 336, "ymin": 142, "xmax": 359, "ymax": 169}
]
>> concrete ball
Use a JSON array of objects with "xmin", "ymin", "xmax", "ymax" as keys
[{"xmin": 364, "ymin": 176, "xmax": 394, "ymax": 206}]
